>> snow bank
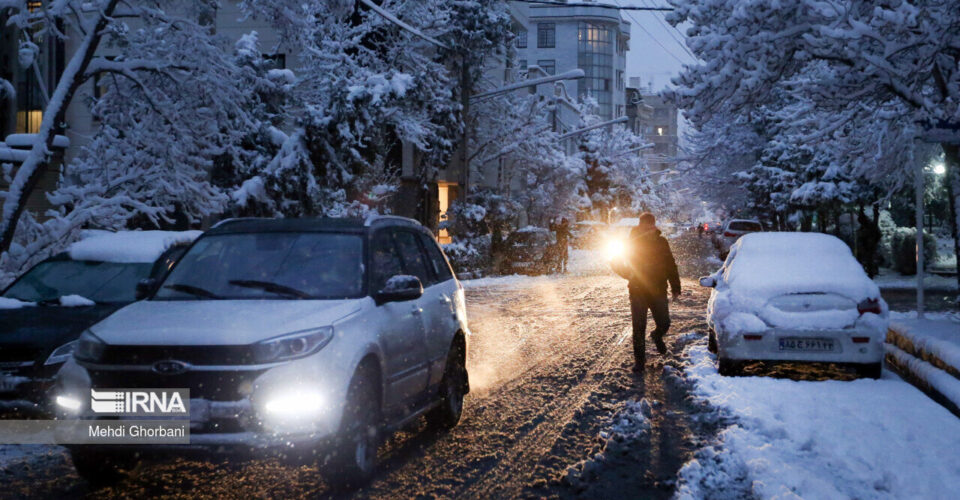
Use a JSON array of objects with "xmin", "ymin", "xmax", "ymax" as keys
[
  {"xmin": 676, "ymin": 343, "xmax": 960, "ymax": 499},
  {"xmin": 886, "ymin": 344, "xmax": 960, "ymax": 411},
  {"xmin": 889, "ymin": 312, "xmax": 960, "ymax": 375},
  {"xmin": 68, "ymin": 230, "xmax": 202, "ymax": 263},
  {"xmin": 873, "ymin": 270, "xmax": 958, "ymax": 290}
]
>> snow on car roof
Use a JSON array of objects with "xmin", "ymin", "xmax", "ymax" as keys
[
  {"xmin": 725, "ymin": 232, "xmax": 879, "ymax": 301},
  {"xmin": 68, "ymin": 230, "xmax": 203, "ymax": 264}
]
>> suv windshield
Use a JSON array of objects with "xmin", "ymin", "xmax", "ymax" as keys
[
  {"xmin": 155, "ymin": 232, "xmax": 364, "ymax": 300},
  {"xmin": 3, "ymin": 260, "xmax": 152, "ymax": 303},
  {"xmin": 728, "ymin": 221, "xmax": 762, "ymax": 232}
]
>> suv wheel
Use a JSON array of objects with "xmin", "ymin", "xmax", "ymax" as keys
[
  {"xmin": 70, "ymin": 449, "xmax": 136, "ymax": 487},
  {"xmin": 427, "ymin": 345, "xmax": 466, "ymax": 430},
  {"xmin": 331, "ymin": 369, "xmax": 381, "ymax": 487}
]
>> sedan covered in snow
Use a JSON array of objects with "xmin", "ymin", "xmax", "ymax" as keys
[
  {"xmin": 0, "ymin": 230, "xmax": 199, "ymax": 413},
  {"xmin": 699, "ymin": 232, "xmax": 888, "ymax": 378},
  {"xmin": 501, "ymin": 227, "xmax": 561, "ymax": 275}
]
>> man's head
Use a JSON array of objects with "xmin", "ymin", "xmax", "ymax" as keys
[{"xmin": 638, "ymin": 212, "xmax": 656, "ymax": 229}]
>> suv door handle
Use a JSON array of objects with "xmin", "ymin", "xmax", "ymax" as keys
[
  {"xmin": 412, "ymin": 307, "xmax": 423, "ymax": 315},
  {"xmin": 438, "ymin": 296, "xmax": 452, "ymax": 304}
]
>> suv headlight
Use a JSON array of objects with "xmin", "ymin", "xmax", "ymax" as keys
[
  {"xmin": 44, "ymin": 341, "xmax": 78, "ymax": 365},
  {"xmin": 252, "ymin": 327, "xmax": 333, "ymax": 364},
  {"xmin": 74, "ymin": 330, "xmax": 106, "ymax": 363}
]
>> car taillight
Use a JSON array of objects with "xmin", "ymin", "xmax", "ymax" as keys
[
  {"xmin": 857, "ymin": 298, "xmax": 882, "ymax": 315},
  {"xmin": 743, "ymin": 334, "xmax": 763, "ymax": 341},
  {"xmin": 724, "ymin": 231, "xmax": 736, "ymax": 237},
  {"xmin": 852, "ymin": 337, "xmax": 870, "ymax": 343}
]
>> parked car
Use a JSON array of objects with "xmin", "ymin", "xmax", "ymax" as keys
[
  {"xmin": 699, "ymin": 232, "xmax": 888, "ymax": 378},
  {"xmin": 701, "ymin": 221, "xmax": 722, "ymax": 235},
  {"xmin": 712, "ymin": 219, "xmax": 763, "ymax": 259},
  {"xmin": 571, "ymin": 220, "xmax": 608, "ymax": 249},
  {"xmin": 0, "ymin": 230, "xmax": 199, "ymax": 414},
  {"xmin": 501, "ymin": 226, "xmax": 561, "ymax": 275},
  {"xmin": 55, "ymin": 217, "xmax": 469, "ymax": 486}
]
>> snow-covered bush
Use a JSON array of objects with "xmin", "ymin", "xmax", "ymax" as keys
[{"xmin": 890, "ymin": 228, "xmax": 938, "ymax": 276}]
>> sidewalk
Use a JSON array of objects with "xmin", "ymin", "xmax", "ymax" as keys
[
  {"xmin": 873, "ymin": 269, "xmax": 958, "ymax": 291},
  {"xmin": 885, "ymin": 311, "xmax": 960, "ymax": 415}
]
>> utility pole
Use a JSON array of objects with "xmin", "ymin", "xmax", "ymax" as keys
[{"xmin": 915, "ymin": 160, "xmax": 925, "ymax": 319}]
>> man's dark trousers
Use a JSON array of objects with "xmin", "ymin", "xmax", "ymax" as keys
[{"xmin": 629, "ymin": 291, "xmax": 670, "ymax": 365}]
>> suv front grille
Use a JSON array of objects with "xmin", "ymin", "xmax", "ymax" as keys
[
  {"xmin": 99, "ymin": 345, "xmax": 257, "ymax": 365},
  {"xmin": 88, "ymin": 368, "xmax": 267, "ymax": 401}
]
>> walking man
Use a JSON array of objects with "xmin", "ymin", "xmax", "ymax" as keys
[
  {"xmin": 550, "ymin": 218, "xmax": 573, "ymax": 273},
  {"xmin": 611, "ymin": 213, "xmax": 681, "ymax": 371}
]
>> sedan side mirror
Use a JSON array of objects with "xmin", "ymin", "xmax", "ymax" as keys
[
  {"xmin": 699, "ymin": 276, "xmax": 717, "ymax": 288},
  {"xmin": 136, "ymin": 278, "xmax": 158, "ymax": 300},
  {"xmin": 375, "ymin": 275, "xmax": 423, "ymax": 305}
]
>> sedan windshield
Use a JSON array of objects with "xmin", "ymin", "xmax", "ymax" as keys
[
  {"xmin": 3, "ymin": 260, "xmax": 152, "ymax": 303},
  {"xmin": 154, "ymin": 232, "xmax": 364, "ymax": 300}
]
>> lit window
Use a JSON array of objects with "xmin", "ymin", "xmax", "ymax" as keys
[
  {"xmin": 657, "ymin": 127, "xmax": 664, "ymax": 136},
  {"xmin": 16, "ymin": 110, "xmax": 42, "ymax": 134}
]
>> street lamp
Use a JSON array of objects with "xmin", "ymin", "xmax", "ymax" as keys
[{"xmin": 933, "ymin": 163, "xmax": 946, "ymax": 175}]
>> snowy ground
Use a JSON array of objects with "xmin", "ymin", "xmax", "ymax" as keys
[
  {"xmin": 873, "ymin": 268, "xmax": 958, "ymax": 290},
  {"xmin": 675, "ymin": 343, "xmax": 960, "ymax": 499}
]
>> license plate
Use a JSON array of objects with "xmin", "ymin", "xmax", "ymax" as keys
[
  {"xmin": 513, "ymin": 261, "xmax": 532, "ymax": 268},
  {"xmin": 778, "ymin": 337, "xmax": 835, "ymax": 352}
]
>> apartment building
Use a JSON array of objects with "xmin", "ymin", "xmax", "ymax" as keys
[
  {"xmin": 511, "ymin": 0, "xmax": 630, "ymax": 121},
  {"xmin": 627, "ymin": 77, "xmax": 678, "ymax": 171}
]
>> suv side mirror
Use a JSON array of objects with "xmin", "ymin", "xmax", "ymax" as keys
[
  {"xmin": 136, "ymin": 278, "xmax": 158, "ymax": 300},
  {"xmin": 375, "ymin": 275, "xmax": 423, "ymax": 305},
  {"xmin": 699, "ymin": 276, "xmax": 717, "ymax": 288}
]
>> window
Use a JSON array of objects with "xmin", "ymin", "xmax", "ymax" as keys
[
  {"xmin": 536, "ymin": 59, "xmax": 556, "ymax": 75},
  {"xmin": 537, "ymin": 23, "xmax": 556, "ymax": 48},
  {"xmin": 516, "ymin": 29, "xmax": 528, "ymax": 48},
  {"xmin": 519, "ymin": 59, "xmax": 528, "ymax": 71},
  {"xmin": 370, "ymin": 231, "xmax": 405, "ymax": 293},
  {"xmin": 617, "ymin": 70, "xmax": 624, "ymax": 91},
  {"xmin": 657, "ymin": 126, "xmax": 665, "ymax": 136},
  {"xmin": 419, "ymin": 233, "xmax": 454, "ymax": 282},
  {"xmin": 577, "ymin": 22, "xmax": 614, "ymax": 119},
  {"xmin": 616, "ymin": 105, "xmax": 624, "ymax": 117},
  {"xmin": 394, "ymin": 231, "xmax": 432, "ymax": 286}
]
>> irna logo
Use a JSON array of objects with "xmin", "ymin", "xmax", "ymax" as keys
[{"xmin": 90, "ymin": 389, "xmax": 188, "ymax": 415}]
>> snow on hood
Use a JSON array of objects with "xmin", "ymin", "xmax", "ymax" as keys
[
  {"xmin": 68, "ymin": 230, "xmax": 203, "ymax": 264},
  {"xmin": 0, "ymin": 297, "xmax": 36, "ymax": 309},
  {"xmin": 59, "ymin": 295, "xmax": 96, "ymax": 307},
  {"xmin": 89, "ymin": 299, "xmax": 363, "ymax": 346},
  {"xmin": 724, "ymin": 232, "xmax": 879, "ymax": 302}
]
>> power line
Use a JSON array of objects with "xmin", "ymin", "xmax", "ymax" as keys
[
  {"xmin": 637, "ymin": 0, "xmax": 697, "ymax": 59},
  {"xmin": 610, "ymin": 0, "xmax": 689, "ymax": 64}
]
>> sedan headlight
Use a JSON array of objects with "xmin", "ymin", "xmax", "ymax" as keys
[
  {"xmin": 252, "ymin": 327, "xmax": 333, "ymax": 364},
  {"xmin": 44, "ymin": 341, "xmax": 77, "ymax": 365},
  {"xmin": 74, "ymin": 330, "xmax": 106, "ymax": 363}
]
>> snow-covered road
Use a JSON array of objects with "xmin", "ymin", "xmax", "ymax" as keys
[{"xmin": 1, "ymin": 255, "xmax": 957, "ymax": 499}]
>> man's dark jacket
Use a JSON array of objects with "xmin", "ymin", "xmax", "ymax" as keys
[{"xmin": 613, "ymin": 227, "xmax": 681, "ymax": 296}]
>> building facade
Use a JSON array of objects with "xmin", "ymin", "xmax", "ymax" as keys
[
  {"xmin": 627, "ymin": 78, "xmax": 678, "ymax": 172},
  {"xmin": 511, "ymin": 0, "xmax": 630, "ymax": 121}
]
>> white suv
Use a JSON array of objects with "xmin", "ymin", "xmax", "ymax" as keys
[{"xmin": 55, "ymin": 217, "xmax": 469, "ymax": 486}]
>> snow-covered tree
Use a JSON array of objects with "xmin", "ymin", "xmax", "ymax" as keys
[{"xmin": 667, "ymin": 0, "xmax": 960, "ymax": 287}]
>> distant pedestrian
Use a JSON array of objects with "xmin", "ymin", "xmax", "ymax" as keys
[
  {"xmin": 697, "ymin": 223, "xmax": 704, "ymax": 238},
  {"xmin": 857, "ymin": 208, "xmax": 881, "ymax": 278},
  {"xmin": 611, "ymin": 213, "xmax": 681, "ymax": 371},
  {"xmin": 550, "ymin": 218, "xmax": 572, "ymax": 273}
]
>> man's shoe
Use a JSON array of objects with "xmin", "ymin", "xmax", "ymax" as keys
[{"xmin": 653, "ymin": 334, "xmax": 668, "ymax": 355}]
